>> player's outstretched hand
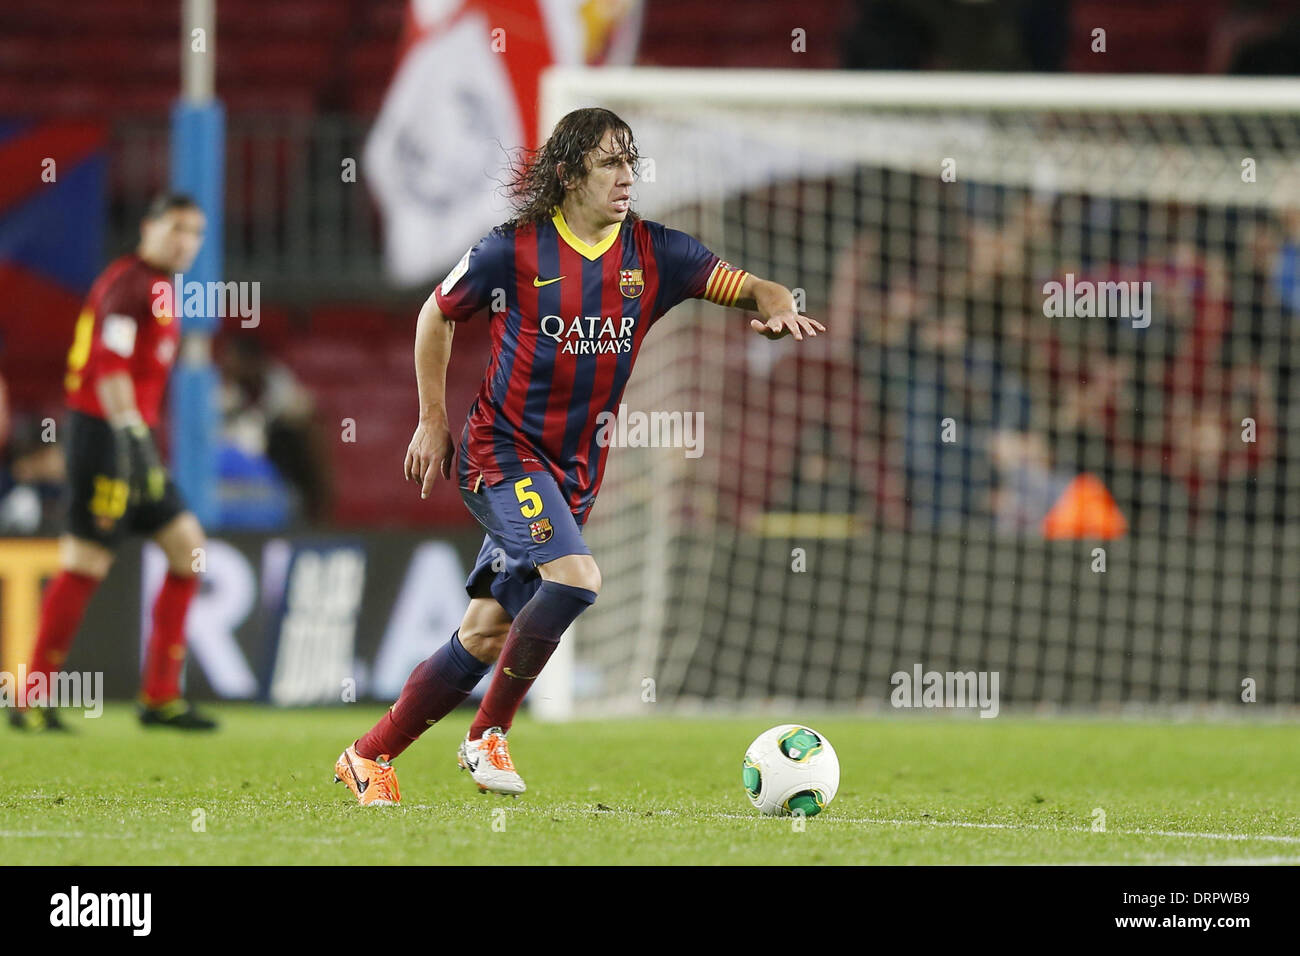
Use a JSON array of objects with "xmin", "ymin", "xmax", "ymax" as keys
[
  {"xmin": 750, "ymin": 311, "xmax": 825, "ymax": 342},
  {"xmin": 405, "ymin": 417, "xmax": 455, "ymax": 499}
]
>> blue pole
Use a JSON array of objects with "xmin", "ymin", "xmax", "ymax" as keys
[{"xmin": 168, "ymin": 99, "xmax": 224, "ymax": 527}]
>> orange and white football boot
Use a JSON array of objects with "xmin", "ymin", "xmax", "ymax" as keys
[
  {"xmin": 457, "ymin": 726, "xmax": 526, "ymax": 795},
  {"xmin": 334, "ymin": 744, "xmax": 401, "ymax": 806}
]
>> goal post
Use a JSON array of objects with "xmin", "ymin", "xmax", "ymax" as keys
[{"xmin": 534, "ymin": 67, "xmax": 1300, "ymax": 719}]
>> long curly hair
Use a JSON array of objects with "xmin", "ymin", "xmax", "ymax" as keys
[{"xmin": 502, "ymin": 108, "xmax": 640, "ymax": 230}]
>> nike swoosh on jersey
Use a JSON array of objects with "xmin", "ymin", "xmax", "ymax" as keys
[{"xmin": 533, "ymin": 275, "xmax": 565, "ymax": 287}]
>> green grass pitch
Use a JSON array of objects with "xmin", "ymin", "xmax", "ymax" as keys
[{"xmin": 3, "ymin": 705, "xmax": 1298, "ymax": 865}]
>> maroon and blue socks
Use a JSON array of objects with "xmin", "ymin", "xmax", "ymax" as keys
[
  {"xmin": 356, "ymin": 581, "xmax": 597, "ymax": 760},
  {"xmin": 468, "ymin": 581, "xmax": 596, "ymax": 740},
  {"xmin": 356, "ymin": 629, "xmax": 490, "ymax": 760}
]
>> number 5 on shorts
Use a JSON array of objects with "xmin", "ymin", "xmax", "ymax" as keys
[{"xmin": 514, "ymin": 477, "xmax": 543, "ymax": 518}]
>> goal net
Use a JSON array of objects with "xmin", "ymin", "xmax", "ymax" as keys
[{"xmin": 538, "ymin": 68, "xmax": 1300, "ymax": 716}]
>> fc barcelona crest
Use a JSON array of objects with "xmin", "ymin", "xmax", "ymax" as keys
[
  {"xmin": 619, "ymin": 268, "xmax": 644, "ymax": 298},
  {"xmin": 529, "ymin": 517, "xmax": 554, "ymax": 543}
]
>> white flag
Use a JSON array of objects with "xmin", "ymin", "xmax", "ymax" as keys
[{"xmin": 365, "ymin": 0, "xmax": 643, "ymax": 287}]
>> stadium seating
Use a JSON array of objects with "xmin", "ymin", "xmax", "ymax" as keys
[
  {"xmin": 0, "ymin": 0, "xmax": 1256, "ymax": 121},
  {"xmin": 1064, "ymin": 0, "xmax": 1229, "ymax": 73},
  {"xmin": 0, "ymin": 0, "xmax": 401, "ymax": 118},
  {"xmin": 272, "ymin": 305, "xmax": 493, "ymax": 527},
  {"xmin": 638, "ymin": 0, "xmax": 855, "ymax": 69}
]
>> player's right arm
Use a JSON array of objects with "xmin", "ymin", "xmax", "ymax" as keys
[
  {"xmin": 404, "ymin": 292, "xmax": 456, "ymax": 499},
  {"xmin": 407, "ymin": 233, "xmax": 506, "ymax": 497}
]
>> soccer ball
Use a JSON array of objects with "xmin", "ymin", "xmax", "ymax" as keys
[{"xmin": 742, "ymin": 724, "xmax": 840, "ymax": 817}]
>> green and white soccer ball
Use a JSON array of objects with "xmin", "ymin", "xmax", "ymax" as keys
[{"xmin": 742, "ymin": 724, "xmax": 840, "ymax": 817}]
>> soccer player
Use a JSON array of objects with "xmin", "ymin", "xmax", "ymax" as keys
[
  {"xmin": 10, "ymin": 194, "xmax": 217, "ymax": 732},
  {"xmin": 334, "ymin": 108, "xmax": 822, "ymax": 804}
]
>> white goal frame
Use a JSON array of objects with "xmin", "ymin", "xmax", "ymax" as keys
[{"xmin": 529, "ymin": 67, "xmax": 1300, "ymax": 721}]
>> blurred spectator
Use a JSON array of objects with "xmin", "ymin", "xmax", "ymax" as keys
[
  {"xmin": 1237, "ymin": 213, "xmax": 1293, "ymax": 522},
  {"xmin": 778, "ymin": 422, "xmax": 860, "ymax": 513},
  {"xmin": 1153, "ymin": 354, "xmax": 1276, "ymax": 526},
  {"xmin": 0, "ymin": 413, "xmax": 65, "ymax": 536},
  {"xmin": 0, "ymin": 368, "xmax": 9, "ymax": 450},
  {"xmin": 842, "ymin": 0, "xmax": 1070, "ymax": 72},
  {"xmin": 1271, "ymin": 206, "xmax": 1300, "ymax": 314},
  {"xmin": 989, "ymin": 429, "xmax": 1073, "ymax": 532},
  {"xmin": 1040, "ymin": 210, "xmax": 1282, "ymax": 528},
  {"xmin": 219, "ymin": 337, "xmax": 334, "ymax": 524},
  {"xmin": 825, "ymin": 235, "xmax": 917, "ymax": 527},
  {"xmin": 903, "ymin": 310, "xmax": 1034, "ymax": 530},
  {"xmin": 785, "ymin": 170, "xmax": 1291, "ymax": 535},
  {"xmin": 1218, "ymin": 2, "xmax": 1300, "ymax": 75}
]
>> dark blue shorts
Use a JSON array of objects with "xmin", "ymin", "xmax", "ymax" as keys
[{"xmin": 460, "ymin": 471, "xmax": 590, "ymax": 619}]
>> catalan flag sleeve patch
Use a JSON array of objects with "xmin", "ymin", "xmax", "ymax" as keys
[{"xmin": 702, "ymin": 260, "xmax": 749, "ymax": 308}]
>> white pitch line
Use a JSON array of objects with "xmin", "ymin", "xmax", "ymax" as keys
[
  {"xmin": 0, "ymin": 829, "xmax": 339, "ymax": 844},
  {"xmin": 1042, "ymin": 856, "xmax": 1300, "ymax": 865},
  {"xmin": 1175, "ymin": 854, "xmax": 1300, "ymax": 865},
  {"xmin": 726, "ymin": 812, "xmax": 1300, "ymax": 844},
  {"xmin": 0, "ymin": 830, "xmax": 134, "ymax": 840},
  {"xmin": 835, "ymin": 816, "xmax": 1300, "ymax": 844},
  {"xmin": 508, "ymin": 805, "xmax": 1300, "ymax": 846},
  {"xmin": 4, "ymin": 810, "xmax": 1296, "ymax": 852}
]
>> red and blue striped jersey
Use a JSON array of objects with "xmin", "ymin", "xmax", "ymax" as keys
[{"xmin": 435, "ymin": 209, "xmax": 748, "ymax": 518}]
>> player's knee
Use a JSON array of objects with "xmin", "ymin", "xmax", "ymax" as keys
[
  {"xmin": 573, "ymin": 559, "xmax": 602, "ymax": 596},
  {"xmin": 458, "ymin": 598, "xmax": 512, "ymax": 662},
  {"xmin": 541, "ymin": 553, "xmax": 601, "ymax": 595},
  {"xmin": 166, "ymin": 541, "xmax": 204, "ymax": 577},
  {"xmin": 577, "ymin": 563, "xmax": 602, "ymax": 596},
  {"xmin": 159, "ymin": 514, "xmax": 205, "ymax": 576},
  {"xmin": 458, "ymin": 625, "xmax": 508, "ymax": 663},
  {"xmin": 179, "ymin": 516, "xmax": 206, "ymax": 552},
  {"xmin": 60, "ymin": 536, "xmax": 113, "ymax": 579}
]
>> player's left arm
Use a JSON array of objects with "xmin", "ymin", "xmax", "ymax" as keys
[
  {"xmin": 91, "ymin": 284, "xmax": 168, "ymax": 503},
  {"xmin": 658, "ymin": 224, "xmax": 823, "ymax": 340},
  {"xmin": 732, "ymin": 274, "xmax": 825, "ymax": 342},
  {"xmin": 96, "ymin": 371, "xmax": 167, "ymax": 503}
]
